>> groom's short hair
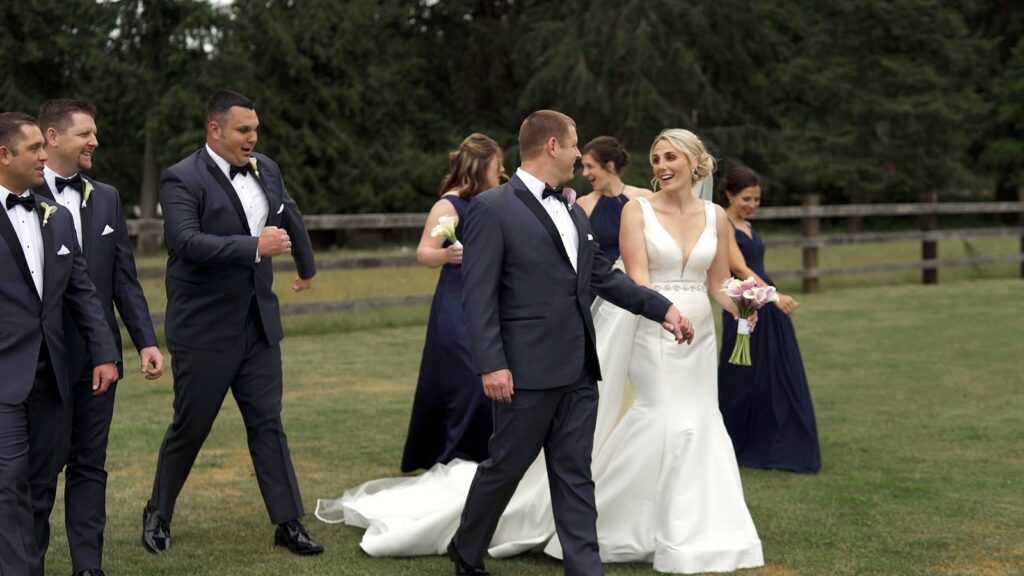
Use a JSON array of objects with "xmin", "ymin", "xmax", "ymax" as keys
[
  {"xmin": 0, "ymin": 112, "xmax": 38, "ymax": 152},
  {"xmin": 519, "ymin": 110, "xmax": 575, "ymax": 160},
  {"xmin": 205, "ymin": 90, "xmax": 256, "ymax": 125},
  {"xmin": 37, "ymin": 99, "xmax": 97, "ymax": 136}
]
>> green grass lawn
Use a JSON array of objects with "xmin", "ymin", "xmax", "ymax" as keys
[{"xmin": 40, "ymin": 277, "xmax": 1024, "ymax": 575}]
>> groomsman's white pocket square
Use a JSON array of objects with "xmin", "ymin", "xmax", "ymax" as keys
[
  {"xmin": 587, "ymin": 233, "xmax": 594, "ymax": 241},
  {"xmin": 102, "ymin": 224, "xmax": 115, "ymax": 236},
  {"xmin": 57, "ymin": 245, "xmax": 71, "ymax": 256},
  {"xmin": 277, "ymin": 203, "xmax": 284, "ymax": 215}
]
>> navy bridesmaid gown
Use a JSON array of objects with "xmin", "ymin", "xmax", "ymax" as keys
[
  {"xmin": 718, "ymin": 226, "xmax": 821, "ymax": 473},
  {"xmin": 589, "ymin": 194, "xmax": 630, "ymax": 264},
  {"xmin": 400, "ymin": 195, "xmax": 492, "ymax": 472}
]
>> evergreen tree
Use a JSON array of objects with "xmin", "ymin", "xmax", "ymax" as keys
[{"xmin": 215, "ymin": 0, "xmax": 443, "ymax": 213}]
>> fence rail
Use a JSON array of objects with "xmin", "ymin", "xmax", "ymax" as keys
[{"xmin": 132, "ymin": 194, "xmax": 1024, "ymax": 321}]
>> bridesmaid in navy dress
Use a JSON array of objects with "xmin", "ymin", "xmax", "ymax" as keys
[
  {"xmin": 401, "ymin": 133, "xmax": 506, "ymax": 472},
  {"xmin": 575, "ymin": 136, "xmax": 651, "ymax": 265},
  {"xmin": 718, "ymin": 167, "xmax": 821, "ymax": 473}
]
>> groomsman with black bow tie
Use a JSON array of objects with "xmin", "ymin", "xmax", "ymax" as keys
[
  {"xmin": 0, "ymin": 112, "xmax": 120, "ymax": 576},
  {"xmin": 142, "ymin": 90, "xmax": 321, "ymax": 556},
  {"xmin": 30, "ymin": 99, "xmax": 164, "ymax": 576}
]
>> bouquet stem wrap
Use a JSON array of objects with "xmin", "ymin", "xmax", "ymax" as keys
[{"xmin": 720, "ymin": 277, "xmax": 778, "ymax": 367}]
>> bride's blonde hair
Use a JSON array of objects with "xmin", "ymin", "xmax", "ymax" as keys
[{"xmin": 649, "ymin": 129, "xmax": 715, "ymax": 191}]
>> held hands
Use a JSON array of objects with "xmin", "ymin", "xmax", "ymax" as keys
[
  {"xmin": 91, "ymin": 362, "xmax": 119, "ymax": 396},
  {"xmin": 482, "ymin": 368, "xmax": 514, "ymax": 404},
  {"xmin": 662, "ymin": 305, "xmax": 695, "ymax": 345},
  {"xmin": 775, "ymin": 294, "xmax": 800, "ymax": 315},
  {"xmin": 258, "ymin": 226, "xmax": 291, "ymax": 257},
  {"xmin": 139, "ymin": 346, "xmax": 165, "ymax": 380}
]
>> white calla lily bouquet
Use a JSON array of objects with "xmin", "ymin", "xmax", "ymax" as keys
[{"xmin": 430, "ymin": 214, "xmax": 461, "ymax": 247}]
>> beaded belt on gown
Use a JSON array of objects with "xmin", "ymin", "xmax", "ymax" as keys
[{"xmin": 651, "ymin": 279, "xmax": 707, "ymax": 293}]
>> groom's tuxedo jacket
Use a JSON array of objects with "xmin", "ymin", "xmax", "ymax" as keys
[
  {"xmin": 462, "ymin": 174, "xmax": 671, "ymax": 390},
  {"xmin": 34, "ymin": 176, "xmax": 157, "ymax": 381},
  {"xmin": 160, "ymin": 148, "xmax": 315, "ymax": 349},
  {"xmin": 0, "ymin": 202, "xmax": 119, "ymax": 404}
]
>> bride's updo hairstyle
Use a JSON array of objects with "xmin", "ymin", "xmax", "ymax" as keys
[
  {"xmin": 649, "ymin": 128, "xmax": 716, "ymax": 191},
  {"xmin": 438, "ymin": 132, "xmax": 505, "ymax": 199}
]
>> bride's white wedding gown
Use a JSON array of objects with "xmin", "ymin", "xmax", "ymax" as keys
[{"xmin": 316, "ymin": 198, "xmax": 763, "ymax": 574}]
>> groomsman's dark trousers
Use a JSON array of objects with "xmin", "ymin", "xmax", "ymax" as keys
[
  {"xmin": 452, "ymin": 356, "xmax": 604, "ymax": 576},
  {"xmin": 33, "ymin": 361, "xmax": 119, "ymax": 575},
  {"xmin": 149, "ymin": 300, "xmax": 304, "ymax": 525},
  {"xmin": 0, "ymin": 344, "xmax": 63, "ymax": 576}
]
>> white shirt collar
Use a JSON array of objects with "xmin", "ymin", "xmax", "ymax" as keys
[
  {"xmin": 206, "ymin": 144, "xmax": 234, "ymax": 179},
  {"xmin": 44, "ymin": 165, "xmax": 80, "ymax": 194},
  {"xmin": 515, "ymin": 167, "xmax": 550, "ymax": 200},
  {"xmin": 1, "ymin": 184, "xmax": 29, "ymax": 207}
]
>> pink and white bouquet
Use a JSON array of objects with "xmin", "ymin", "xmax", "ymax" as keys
[{"xmin": 720, "ymin": 276, "xmax": 778, "ymax": 366}]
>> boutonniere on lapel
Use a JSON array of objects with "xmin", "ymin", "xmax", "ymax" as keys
[
  {"xmin": 248, "ymin": 157, "xmax": 261, "ymax": 179},
  {"xmin": 40, "ymin": 201, "xmax": 58, "ymax": 227},
  {"xmin": 81, "ymin": 180, "xmax": 94, "ymax": 208},
  {"xmin": 564, "ymin": 187, "xmax": 578, "ymax": 210}
]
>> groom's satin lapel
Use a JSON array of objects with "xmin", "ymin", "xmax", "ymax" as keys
[
  {"xmin": 0, "ymin": 207, "xmax": 34, "ymax": 290},
  {"xmin": 250, "ymin": 164, "xmax": 277, "ymax": 225},
  {"xmin": 570, "ymin": 205, "xmax": 589, "ymax": 288},
  {"xmin": 204, "ymin": 158, "xmax": 251, "ymax": 232},
  {"xmin": 79, "ymin": 178, "xmax": 94, "ymax": 259},
  {"xmin": 38, "ymin": 204, "xmax": 56, "ymax": 304},
  {"xmin": 513, "ymin": 187, "xmax": 572, "ymax": 268}
]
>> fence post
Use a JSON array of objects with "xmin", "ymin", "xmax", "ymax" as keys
[
  {"xmin": 1019, "ymin": 187, "xmax": 1024, "ymax": 280},
  {"xmin": 920, "ymin": 192, "xmax": 939, "ymax": 285},
  {"xmin": 801, "ymin": 194, "xmax": 820, "ymax": 294}
]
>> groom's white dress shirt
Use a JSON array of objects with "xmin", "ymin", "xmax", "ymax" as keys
[
  {"xmin": 44, "ymin": 165, "xmax": 84, "ymax": 247},
  {"xmin": 516, "ymin": 167, "xmax": 578, "ymax": 272},
  {"xmin": 2, "ymin": 186, "xmax": 45, "ymax": 298},
  {"xmin": 206, "ymin": 145, "xmax": 268, "ymax": 263}
]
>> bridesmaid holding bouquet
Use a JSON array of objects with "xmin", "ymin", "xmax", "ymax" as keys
[{"xmin": 718, "ymin": 167, "xmax": 821, "ymax": 473}]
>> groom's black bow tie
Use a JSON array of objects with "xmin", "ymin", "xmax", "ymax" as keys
[
  {"xmin": 229, "ymin": 163, "xmax": 253, "ymax": 180},
  {"xmin": 6, "ymin": 193, "xmax": 35, "ymax": 211},
  {"xmin": 542, "ymin": 185, "xmax": 568, "ymax": 206},
  {"xmin": 55, "ymin": 173, "xmax": 83, "ymax": 193}
]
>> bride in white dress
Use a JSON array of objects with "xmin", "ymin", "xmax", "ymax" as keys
[{"xmin": 316, "ymin": 129, "xmax": 764, "ymax": 574}]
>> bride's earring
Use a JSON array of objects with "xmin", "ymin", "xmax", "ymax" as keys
[{"xmin": 691, "ymin": 168, "xmax": 700, "ymax": 182}]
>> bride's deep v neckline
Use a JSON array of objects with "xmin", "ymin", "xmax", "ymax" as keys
[{"xmin": 641, "ymin": 198, "xmax": 710, "ymax": 276}]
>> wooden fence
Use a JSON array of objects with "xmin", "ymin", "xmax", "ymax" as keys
[{"xmin": 129, "ymin": 195, "xmax": 1024, "ymax": 321}]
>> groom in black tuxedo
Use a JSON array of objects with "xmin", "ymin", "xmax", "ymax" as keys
[
  {"xmin": 31, "ymin": 99, "xmax": 164, "ymax": 576},
  {"xmin": 450, "ymin": 110, "xmax": 693, "ymax": 576},
  {"xmin": 142, "ymin": 90, "xmax": 321, "ymax": 556},
  {"xmin": 0, "ymin": 112, "xmax": 120, "ymax": 576}
]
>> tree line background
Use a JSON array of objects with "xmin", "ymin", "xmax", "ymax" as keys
[{"xmin": 1, "ymin": 0, "xmax": 1022, "ymax": 218}]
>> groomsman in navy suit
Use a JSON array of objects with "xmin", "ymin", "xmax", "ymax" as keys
[
  {"xmin": 31, "ymin": 99, "xmax": 164, "ymax": 576},
  {"xmin": 142, "ymin": 90, "xmax": 321, "ymax": 556},
  {"xmin": 0, "ymin": 112, "xmax": 120, "ymax": 576}
]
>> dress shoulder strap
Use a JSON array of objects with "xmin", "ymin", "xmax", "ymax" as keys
[{"xmin": 703, "ymin": 200, "xmax": 717, "ymax": 237}]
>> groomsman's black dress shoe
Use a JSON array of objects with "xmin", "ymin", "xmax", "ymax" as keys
[
  {"xmin": 72, "ymin": 570, "xmax": 106, "ymax": 576},
  {"xmin": 141, "ymin": 504, "xmax": 171, "ymax": 553},
  {"xmin": 447, "ymin": 541, "xmax": 490, "ymax": 576},
  {"xmin": 274, "ymin": 520, "xmax": 324, "ymax": 555}
]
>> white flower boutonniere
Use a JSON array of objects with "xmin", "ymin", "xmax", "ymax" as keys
[
  {"xmin": 81, "ymin": 180, "xmax": 94, "ymax": 208},
  {"xmin": 564, "ymin": 187, "xmax": 578, "ymax": 209},
  {"xmin": 40, "ymin": 201, "xmax": 58, "ymax": 227},
  {"xmin": 249, "ymin": 157, "xmax": 261, "ymax": 179}
]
